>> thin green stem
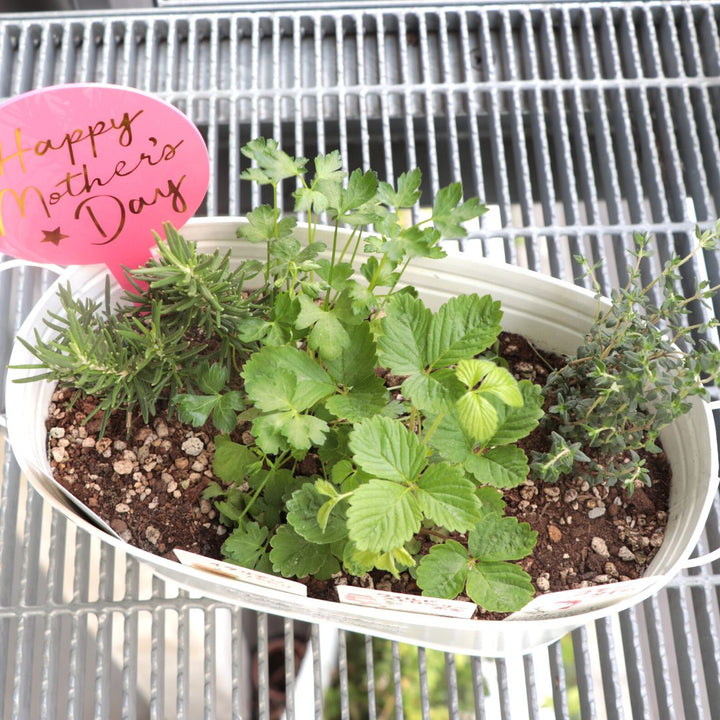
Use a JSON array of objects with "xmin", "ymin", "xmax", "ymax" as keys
[{"xmin": 422, "ymin": 411, "xmax": 447, "ymax": 446}]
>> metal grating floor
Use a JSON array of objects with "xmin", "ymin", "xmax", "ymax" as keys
[{"xmin": 2, "ymin": 2, "xmax": 720, "ymax": 718}]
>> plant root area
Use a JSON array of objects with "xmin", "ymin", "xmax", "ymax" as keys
[{"xmin": 46, "ymin": 332, "xmax": 670, "ymax": 618}]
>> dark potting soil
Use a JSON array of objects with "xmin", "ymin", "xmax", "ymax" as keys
[{"xmin": 45, "ymin": 332, "xmax": 670, "ymax": 618}]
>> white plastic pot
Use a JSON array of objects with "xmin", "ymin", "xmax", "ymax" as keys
[{"xmin": 5, "ymin": 218, "xmax": 720, "ymax": 657}]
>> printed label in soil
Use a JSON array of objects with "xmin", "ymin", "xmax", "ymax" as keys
[
  {"xmin": 0, "ymin": 83, "xmax": 209, "ymax": 286},
  {"xmin": 173, "ymin": 549, "xmax": 308, "ymax": 597},
  {"xmin": 336, "ymin": 584, "xmax": 477, "ymax": 619},
  {"xmin": 506, "ymin": 575, "xmax": 666, "ymax": 620}
]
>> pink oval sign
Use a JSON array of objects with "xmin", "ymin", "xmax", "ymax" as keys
[{"xmin": 0, "ymin": 84, "xmax": 209, "ymax": 285}]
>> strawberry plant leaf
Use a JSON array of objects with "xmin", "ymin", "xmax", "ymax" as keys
[
  {"xmin": 427, "ymin": 408, "xmax": 474, "ymax": 463},
  {"xmin": 415, "ymin": 540, "xmax": 469, "ymax": 599},
  {"xmin": 324, "ymin": 376, "xmax": 389, "ymax": 422},
  {"xmin": 465, "ymin": 562, "xmax": 535, "ymax": 612},
  {"xmin": 456, "ymin": 359, "xmax": 524, "ymax": 408},
  {"xmin": 221, "ymin": 521, "xmax": 269, "ymax": 569},
  {"xmin": 269, "ymin": 525, "xmax": 331, "ymax": 578},
  {"xmin": 258, "ymin": 469, "xmax": 304, "ymax": 526},
  {"xmin": 486, "ymin": 380, "xmax": 544, "ymax": 446},
  {"xmin": 286, "ymin": 483, "xmax": 348, "ymax": 544},
  {"xmin": 468, "ymin": 514, "xmax": 537, "ymax": 561},
  {"xmin": 323, "ymin": 323, "xmax": 378, "ymax": 387},
  {"xmin": 426, "ymin": 295, "xmax": 503, "ymax": 369},
  {"xmin": 349, "ymin": 416, "xmax": 427, "ymax": 483},
  {"xmin": 416, "ymin": 463, "xmax": 482, "ymax": 532},
  {"xmin": 476, "ymin": 487, "xmax": 506, "ymax": 516},
  {"xmin": 456, "ymin": 392, "xmax": 499, "ymax": 445},
  {"xmin": 376, "ymin": 293, "xmax": 431, "ymax": 374},
  {"xmin": 464, "ymin": 446, "xmax": 530, "ymax": 488},
  {"xmin": 401, "ymin": 372, "xmax": 462, "ymax": 415},
  {"xmin": 342, "ymin": 542, "xmax": 414, "ymax": 578},
  {"xmin": 346, "ymin": 479, "xmax": 422, "ymax": 552}
]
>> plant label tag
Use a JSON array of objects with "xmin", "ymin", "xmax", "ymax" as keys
[
  {"xmin": 173, "ymin": 549, "xmax": 308, "ymax": 597},
  {"xmin": 505, "ymin": 576, "xmax": 665, "ymax": 620},
  {"xmin": 336, "ymin": 584, "xmax": 477, "ymax": 619},
  {"xmin": 0, "ymin": 84, "xmax": 209, "ymax": 287}
]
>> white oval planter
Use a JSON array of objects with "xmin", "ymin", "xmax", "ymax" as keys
[{"xmin": 5, "ymin": 217, "xmax": 719, "ymax": 657}]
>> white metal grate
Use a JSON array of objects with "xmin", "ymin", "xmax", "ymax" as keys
[{"xmin": 2, "ymin": 2, "xmax": 720, "ymax": 718}]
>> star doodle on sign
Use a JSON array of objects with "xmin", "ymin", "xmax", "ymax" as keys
[{"xmin": 40, "ymin": 227, "xmax": 70, "ymax": 246}]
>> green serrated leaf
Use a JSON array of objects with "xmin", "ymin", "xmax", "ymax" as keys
[
  {"xmin": 259, "ymin": 469, "xmax": 304, "ymax": 526},
  {"xmin": 294, "ymin": 187, "xmax": 330, "ymax": 213},
  {"xmin": 433, "ymin": 183, "xmax": 487, "ymax": 237},
  {"xmin": 426, "ymin": 295, "xmax": 503, "ymax": 369},
  {"xmin": 359, "ymin": 255, "xmax": 400, "ymax": 289},
  {"xmin": 242, "ymin": 346, "xmax": 335, "ymax": 412},
  {"xmin": 254, "ymin": 410, "xmax": 330, "ymax": 453},
  {"xmin": 456, "ymin": 359, "xmax": 523, "ymax": 408},
  {"xmin": 241, "ymin": 138, "xmax": 307, "ymax": 185},
  {"xmin": 340, "ymin": 169, "xmax": 379, "ymax": 213},
  {"xmin": 236, "ymin": 205, "xmax": 277, "ymax": 243},
  {"xmin": 415, "ymin": 540, "xmax": 469, "ymax": 599},
  {"xmin": 476, "ymin": 487, "xmax": 506, "ymax": 516},
  {"xmin": 286, "ymin": 483, "xmax": 348, "ymax": 544},
  {"xmin": 349, "ymin": 416, "xmax": 427, "ymax": 483},
  {"xmin": 487, "ymin": 380, "xmax": 544, "ymax": 446},
  {"xmin": 197, "ymin": 362, "xmax": 229, "ymax": 394},
  {"xmin": 314, "ymin": 150, "xmax": 345, "ymax": 182},
  {"xmin": 221, "ymin": 521, "xmax": 269, "ymax": 569},
  {"xmin": 325, "ymin": 384, "xmax": 389, "ymax": 422},
  {"xmin": 427, "ymin": 408, "xmax": 474, "ymax": 463},
  {"xmin": 465, "ymin": 445, "xmax": 529, "ymax": 488},
  {"xmin": 384, "ymin": 226, "xmax": 445, "ymax": 263},
  {"xmin": 295, "ymin": 295, "xmax": 351, "ymax": 361},
  {"xmin": 468, "ymin": 514, "xmax": 537, "ymax": 562},
  {"xmin": 175, "ymin": 394, "xmax": 217, "ymax": 427},
  {"xmin": 313, "ymin": 552, "xmax": 341, "ymax": 581},
  {"xmin": 342, "ymin": 541, "xmax": 414, "ymax": 578},
  {"xmin": 377, "ymin": 168, "xmax": 422, "ymax": 209},
  {"xmin": 401, "ymin": 372, "xmax": 462, "ymax": 415},
  {"xmin": 330, "ymin": 459, "xmax": 354, "ymax": 486},
  {"xmin": 315, "ymin": 259, "xmax": 355, "ymax": 292},
  {"xmin": 269, "ymin": 526, "xmax": 330, "ymax": 578},
  {"xmin": 465, "ymin": 562, "xmax": 534, "ymax": 612},
  {"xmin": 213, "ymin": 436, "xmax": 258, "ymax": 485},
  {"xmin": 212, "ymin": 391, "xmax": 244, "ymax": 433},
  {"xmin": 323, "ymin": 323, "xmax": 378, "ymax": 387},
  {"xmin": 416, "ymin": 463, "xmax": 482, "ymax": 532},
  {"xmin": 456, "ymin": 392, "xmax": 499, "ymax": 445},
  {"xmin": 346, "ymin": 479, "xmax": 422, "ymax": 552},
  {"xmin": 376, "ymin": 293, "xmax": 431, "ymax": 374}
]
